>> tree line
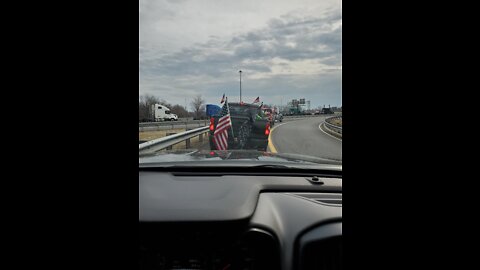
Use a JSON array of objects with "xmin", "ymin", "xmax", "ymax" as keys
[{"xmin": 139, "ymin": 94, "xmax": 206, "ymax": 122}]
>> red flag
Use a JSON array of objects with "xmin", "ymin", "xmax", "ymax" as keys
[
  {"xmin": 220, "ymin": 93, "xmax": 225, "ymax": 104},
  {"xmin": 253, "ymin": 96, "xmax": 260, "ymax": 103}
]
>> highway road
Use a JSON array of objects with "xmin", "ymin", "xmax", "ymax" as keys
[
  {"xmin": 140, "ymin": 115, "xmax": 342, "ymax": 161},
  {"xmin": 268, "ymin": 116, "xmax": 342, "ymax": 161}
]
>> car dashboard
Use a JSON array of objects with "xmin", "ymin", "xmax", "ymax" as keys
[{"xmin": 139, "ymin": 170, "xmax": 342, "ymax": 270}]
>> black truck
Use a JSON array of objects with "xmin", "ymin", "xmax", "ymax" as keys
[
  {"xmin": 209, "ymin": 102, "xmax": 270, "ymax": 151},
  {"xmin": 321, "ymin": 107, "xmax": 334, "ymax": 114}
]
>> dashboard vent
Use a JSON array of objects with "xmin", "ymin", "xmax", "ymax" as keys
[{"xmin": 288, "ymin": 193, "xmax": 342, "ymax": 206}]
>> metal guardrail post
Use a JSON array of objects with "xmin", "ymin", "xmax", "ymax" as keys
[{"xmin": 166, "ymin": 132, "xmax": 175, "ymax": 150}]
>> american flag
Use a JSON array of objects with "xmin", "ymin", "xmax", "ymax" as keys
[
  {"xmin": 253, "ymin": 96, "xmax": 260, "ymax": 103},
  {"xmin": 213, "ymin": 98, "xmax": 232, "ymax": 150}
]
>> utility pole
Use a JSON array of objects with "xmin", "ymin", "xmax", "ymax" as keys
[{"xmin": 239, "ymin": 70, "xmax": 242, "ymax": 103}]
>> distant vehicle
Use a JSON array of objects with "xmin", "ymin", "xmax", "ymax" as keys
[
  {"xmin": 209, "ymin": 102, "xmax": 270, "ymax": 151},
  {"xmin": 261, "ymin": 106, "xmax": 275, "ymax": 126},
  {"xmin": 275, "ymin": 113, "xmax": 283, "ymax": 122},
  {"xmin": 321, "ymin": 108, "xmax": 334, "ymax": 114},
  {"xmin": 150, "ymin": 104, "xmax": 177, "ymax": 121},
  {"xmin": 167, "ymin": 113, "xmax": 178, "ymax": 121}
]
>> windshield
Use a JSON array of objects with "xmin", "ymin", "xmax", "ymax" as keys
[{"xmin": 139, "ymin": 0, "xmax": 342, "ymax": 165}]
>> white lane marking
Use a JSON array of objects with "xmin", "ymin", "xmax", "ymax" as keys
[{"xmin": 318, "ymin": 123, "xmax": 342, "ymax": 142}]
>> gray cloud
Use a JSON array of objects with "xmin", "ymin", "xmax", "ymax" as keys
[
  {"xmin": 140, "ymin": 2, "xmax": 342, "ymax": 107},
  {"xmin": 239, "ymin": 13, "xmax": 342, "ymax": 63},
  {"xmin": 142, "ymin": 10, "xmax": 341, "ymax": 75}
]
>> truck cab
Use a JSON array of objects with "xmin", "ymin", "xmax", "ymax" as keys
[
  {"xmin": 151, "ymin": 104, "xmax": 177, "ymax": 121},
  {"xmin": 167, "ymin": 113, "xmax": 178, "ymax": 121}
]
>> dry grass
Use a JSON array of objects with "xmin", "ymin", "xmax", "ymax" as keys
[
  {"xmin": 139, "ymin": 128, "xmax": 208, "ymax": 150},
  {"xmin": 330, "ymin": 118, "xmax": 342, "ymax": 126},
  {"xmin": 139, "ymin": 129, "xmax": 186, "ymax": 141}
]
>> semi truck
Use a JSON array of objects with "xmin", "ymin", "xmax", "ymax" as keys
[{"xmin": 150, "ymin": 104, "xmax": 178, "ymax": 121}]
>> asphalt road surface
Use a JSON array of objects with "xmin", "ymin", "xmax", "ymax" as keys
[
  {"xmin": 141, "ymin": 116, "xmax": 342, "ymax": 161},
  {"xmin": 268, "ymin": 116, "xmax": 342, "ymax": 161}
]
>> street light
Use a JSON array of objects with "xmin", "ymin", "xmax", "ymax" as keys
[{"xmin": 239, "ymin": 70, "xmax": 242, "ymax": 103}]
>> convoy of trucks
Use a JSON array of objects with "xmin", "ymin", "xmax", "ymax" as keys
[{"xmin": 142, "ymin": 98, "xmax": 336, "ymax": 151}]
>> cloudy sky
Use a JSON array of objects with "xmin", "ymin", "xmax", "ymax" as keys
[{"xmin": 140, "ymin": 0, "xmax": 342, "ymax": 109}]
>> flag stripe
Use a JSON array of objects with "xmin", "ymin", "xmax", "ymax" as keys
[
  {"xmin": 218, "ymin": 123, "xmax": 230, "ymax": 134},
  {"xmin": 215, "ymin": 137, "xmax": 221, "ymax": 150},
  {"xmin": 222, "ymin": 132, "xmax": 228, "ymax": 149},
  {"xmin": 214, "ymin": 129, "xmax": 226, "ymax": 150},
  {"xmin": 218, "ymin": 135, "xmax": 225, "ymax": 150},
  {"xmin": 213, "ymin": 137, "xmax": 220, "ymax": 150},
  {"xmin": 215, "ymin": 126, "xmax": 230, "ymax": 135},
  {"xmin": 220, "ymin": 132, "xmax": 227, "ymax": 149},
  {"xmin": 216, "ymin": 118, "xmax": 229, "ymax": 128},
  {"xmin": 215, "ymin": 119, "xmax": 231, "ymax": 132},
  {"xmin": 216, "ymin": 131, "xmax": 227, "ymax": 150},
  {"xmin": 213, "ymin": 97, "xmax": 232, "ymax": 150},
  {"xmin": 215, "ymin": 115, "xmax": 231, "ymax": 133},
  {"xmin": 216, "ymin": 139, "xmax": 221, "ymax": 150}
]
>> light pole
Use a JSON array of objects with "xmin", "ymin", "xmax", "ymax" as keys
[{"xmin": 239, "ymin": 70, "xmax": 242, "ymax": 103}]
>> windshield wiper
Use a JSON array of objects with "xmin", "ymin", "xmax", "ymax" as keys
[
  {"xmin": 248, "ymin": 164, "xmax": 291, "ymax": 169},
  {"xmin": 139, "ymin": 163, "xmax": 341, "ymax": 178}
]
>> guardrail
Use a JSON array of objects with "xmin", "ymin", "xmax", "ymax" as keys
[
  {"xmin": 140, "ymin": 120, "xmax": 209, "ymax": 132},
  {"xmin": 139, "ymin": 119, "xmax": 208, "ymax": 127},
  {"xmin": 139, "ymin": 126, "xmax": 209, "ymax": 154},
  {"xmin": 323, "ymin": 116, "xmax": 342, "ymax": 139}
]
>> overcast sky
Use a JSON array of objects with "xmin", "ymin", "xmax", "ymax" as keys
[{"xmin": 140, "ymin": 0, "xmax": 342, "ymax": 109}]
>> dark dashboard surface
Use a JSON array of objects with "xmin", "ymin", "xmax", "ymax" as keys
[
  {"xmin": 139, "ymin": 171, "xmax": 341, "ymax": 222},
  {"xmin": 139, "ymin": 171, "xmax": 342, "ymax": 270}
]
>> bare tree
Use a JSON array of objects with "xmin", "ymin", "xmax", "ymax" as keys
[
  {"xmin": 170, "ymin": 104, "xmax": 189, "ymax": 118},
  {"xmin": 139, "ymin": 94, "xmax": 160, "ymax": 122},
  {"xmin": 190, "ymin": 95, "xmax": 205, "ymax": 119}
]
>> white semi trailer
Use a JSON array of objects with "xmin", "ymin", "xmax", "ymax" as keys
[{"xmin": 150, "ymin": 104, "xmax": 178, "ymax": 121}]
